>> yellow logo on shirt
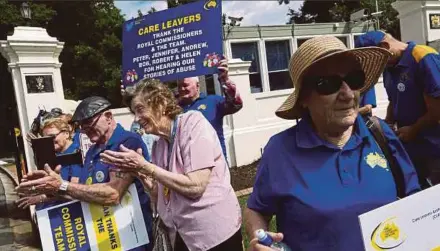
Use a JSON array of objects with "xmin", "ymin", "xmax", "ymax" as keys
[
  {"xmin": 198, "ymin": 104, "xmax": 207, "ymax": 110},
  {"xmin": 370, "ymin": 217, "xmax": 406, "ymax": 250},
  {"xmin": 365, "ymin": 152, "xmax": 388, "ymax": 170}
]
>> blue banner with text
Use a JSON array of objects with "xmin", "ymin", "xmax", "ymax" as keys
[
  {"xmin": 48, "ymin": 201, "xmax": 90, "ymax": 251},
  {"xmin": 122, "ymin": 0, "xmax": 223, "ymax": 86}
]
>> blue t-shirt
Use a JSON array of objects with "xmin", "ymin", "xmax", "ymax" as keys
[
  {"xmin": 181, "ymin": 93, "xmax": 228, "ymax": 159},
  {"xmin": 383, "ymin": 42, "xmax": 440, "ymax": 158},
  {"xmin": 80, "ymin": 124, "xmax": 153, "ymax": 251},
  {"xmin": 247, "ymin": 115, "xmax": 420, "ymax": 251}
]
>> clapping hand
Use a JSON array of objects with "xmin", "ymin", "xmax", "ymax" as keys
[
  {"xmin": 100, "ymin": 145, "xmax": 147, "ymax": 172},
  {"xmin": 15, "ymin": 165, "xmax": 63, "ymax": 196},
  {"xmin": 16, "ymin": 195, "xmax": 46, "ymax": 209}
]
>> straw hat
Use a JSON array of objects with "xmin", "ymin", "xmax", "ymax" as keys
[{"xmin": 275, "ymin": 35, "xmax": 391, "ymax": 120}]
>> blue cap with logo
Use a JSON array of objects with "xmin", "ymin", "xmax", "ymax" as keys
[{"xmin": 355, "ymin": 31, "xmax": 386, "ymax": 48}]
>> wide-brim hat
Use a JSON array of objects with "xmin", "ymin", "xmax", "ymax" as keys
[
  {"xmin": 71, "ymin": 96, "xmax": 111, "ymax": 122},
  {"xmin": 275, "ymin": 35, "xmax": 391, "ymax": 120}
]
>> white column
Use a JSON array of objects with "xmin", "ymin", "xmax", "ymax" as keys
[
  {"xmin": 224, "ymin": 59, "xmax": 252, "ymax": 167},
  {"xmin": 392, "ymin": 0, "xmax": 440, "ymax": 44},
  {"xmin": 0, "ymin": 26, "xmax": 65, "ymax": 171}
]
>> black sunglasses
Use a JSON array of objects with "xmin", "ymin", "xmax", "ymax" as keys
[{"xmin": 303, "ymin": 69, "xmax": 365, "ymax": 95}]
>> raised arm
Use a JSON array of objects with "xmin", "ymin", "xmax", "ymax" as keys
[
  {"xmin": 221, "ymin": 79, "xmax": 243, "ymax": 115},
  {"xmin": 218, "ymin": 58, "xmax": 243, "ymax": 115}
]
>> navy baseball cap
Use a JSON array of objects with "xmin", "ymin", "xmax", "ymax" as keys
[{"xmin": 355, "ymin": 31, "xmax": 386, "ymax": 48}]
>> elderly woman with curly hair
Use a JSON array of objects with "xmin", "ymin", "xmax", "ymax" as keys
[{"xmin": 101, "ymin": 79, "xmax": 243, "ymax": 251}]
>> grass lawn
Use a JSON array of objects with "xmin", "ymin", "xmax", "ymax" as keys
[{"xmin": 238, "ymin": 194, "xmax": 277, "ymax": 250}]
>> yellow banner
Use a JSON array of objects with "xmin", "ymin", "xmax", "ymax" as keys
[{"xmin": 89, "ymin": 204, "xmax": 122, "ymax": 250}]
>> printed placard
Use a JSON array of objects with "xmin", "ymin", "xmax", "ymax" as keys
[
  {"xmin": 359, "ymin": 185, "xmax": 440, "ymax": 251},
  {"xmin": 122, "ymin": 0, "xmax": 223, "ymax": 85},
  {"xmin": 36, "ymin": 184, "xmax": 149, "ymax": 251}
]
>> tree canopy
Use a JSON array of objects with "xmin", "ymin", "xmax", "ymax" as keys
[{"xmin": 288, "ymin": 0, "xmax": 400, "ymax": 39}]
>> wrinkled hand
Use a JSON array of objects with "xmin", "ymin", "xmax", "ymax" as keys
[
  {"xmin": 101, "ymin": 145, "xmax": 147, "ymax": 172},
  {"xmin": 248, "ymin": 232, "xmax": 284, "ymax": 251},
  {"xmin": 139, "ymin": 173, "xmax": 157, "ymax": 191},
  {"xmin": 397, "ymin": 126, "xmax": 417, "ymax": 142},
  {"xmin": 16, "ymin": 194, "xmax": 45, "ymax": 209},
  {"xmin": 15, "ymin": 165, "xmax": 63, "ymax": 195},
  {"xmin": 20, "ymin": 166, "xmax": 61, "ymax": 183},
  {"xmin": 218, "ymin": 58, "xmax": 229, "ymax": 82}
]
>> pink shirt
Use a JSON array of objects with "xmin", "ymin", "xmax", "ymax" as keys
[{"xmin": 152, "ymin": 111, "xmax": 242, "ymax": 251}]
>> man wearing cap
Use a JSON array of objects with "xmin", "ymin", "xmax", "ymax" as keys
[
  {"xmin": 356, "ymin": 31, "xmax": 440, "ymax": 187},
  {"xmin": 16, "ymin": 96, "xmax": 153, "ymax": 251},
  {"xmin": 177, "ymin": 58, "xmax": 243, "ymax": 161},
  {"xmin": 245, "ymin": 36, "xmax": 420, "ymax": 251}
]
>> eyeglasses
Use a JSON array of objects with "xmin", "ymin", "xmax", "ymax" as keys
[
  {"xmin": 79, "ymin": 113, "xmax": 103, "ymax": 132},
  {"xmin": 303, "ymin": 69, "xmax": 365, "ymax": 96}
]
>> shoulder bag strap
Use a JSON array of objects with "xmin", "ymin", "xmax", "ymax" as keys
[{"xmin": 364, "ymin": 116, "xmax": 406, "ymax": 198}]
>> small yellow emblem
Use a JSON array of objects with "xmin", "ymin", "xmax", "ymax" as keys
[
  {"xmin": 204, "ymin": 0, "xmax": 217, "ymax": 10},
  {"xmin": 380, "ymin": 222, "xmax": 400, "ymax": 242},
  {"xmin": 365, "ymin": 152, "xmax": 388, "ymax": 169},
  {"xmin": 198, "ymin": 104, "xmax": 207, "ymax": 110}
]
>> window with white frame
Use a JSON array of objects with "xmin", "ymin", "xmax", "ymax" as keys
[
  {"xmin": 265, "ymin": 40, "xmax": 292, "ymax": 91},
  {"xmin": 231, "ymin": 42, "xmax": 263, "ymax": 93}
]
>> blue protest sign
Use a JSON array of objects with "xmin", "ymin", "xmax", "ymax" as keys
[
  {"xmin": 48, "ymin": 201, "xmax": 90, "ymax": 251},
  {"xmin": 122, "ymin": 0, "xmax": 223, "ymax": 86}
]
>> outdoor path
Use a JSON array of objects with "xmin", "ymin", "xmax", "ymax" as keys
[{"xmin": 0, "ymin": 165, "xmax": 40, "ymax": 250}]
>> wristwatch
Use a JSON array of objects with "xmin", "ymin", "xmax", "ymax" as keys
[{"xmin": 59, "ymin": 181, "xmax": 69, "ymax": 193}]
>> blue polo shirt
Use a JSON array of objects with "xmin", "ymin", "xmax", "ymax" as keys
[
  {"xmin": 383, "ymin": 42, "xmax": 440, "ymax": 158},
  {"xmin": 181, "ymin": 93, "xmax": 228, "ymax": 158},
  {"xmin": 81, "ymin": 124, "xmax": 153, "ymax": 251},
  {"xmin": 247, "ymin": 115, "xmax": 420, "ymax": 251}
]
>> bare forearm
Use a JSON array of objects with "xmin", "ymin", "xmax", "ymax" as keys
[
  {"xmin": 222, "ymin": 79, "xmax": 243, "ymax": 115},
  {"xmin": 244, "ymin": 207, "xmax": 272, "ymax": 239},
  {"xmin": 66, "ymin": 182, "xmax": 120, "ymax": 206},
  {"xmin": 142, "ymin": 163, "xmax": 209, "ymax": 199}
]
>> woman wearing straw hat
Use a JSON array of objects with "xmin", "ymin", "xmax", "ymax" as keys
[{"xmin": 244, "ymin": 36, "xmax": 421, "ymax": 251}]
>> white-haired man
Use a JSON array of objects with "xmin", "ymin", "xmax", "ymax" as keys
[{"xmin": 178, "ymin": 58, "xmax": 243, "ymax": 160}]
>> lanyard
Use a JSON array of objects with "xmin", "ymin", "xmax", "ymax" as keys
[{"xmin": 166, "ymin": 116, "xmax": 179, "ymax": 169}]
